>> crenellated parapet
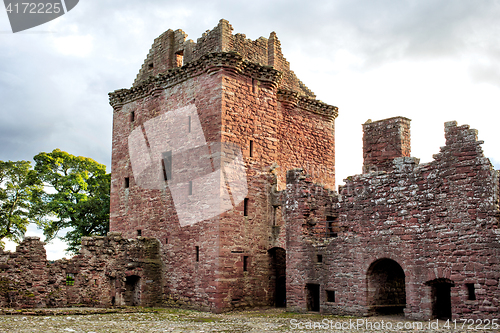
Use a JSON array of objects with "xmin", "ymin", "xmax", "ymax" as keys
[{"xmin": 132, "ymin": 19, "xmax": 315, "ymax": 97}]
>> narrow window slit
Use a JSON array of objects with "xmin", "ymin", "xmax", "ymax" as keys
[
  {"xmin": 162, "ymin": 151, "xmax": 172, "ymax": 181},
  {"xmin": 243, "ymin": 198, "xmax": 249, "ymax": 216},
  {"xmin": 243, "ymin": 256, "xmax": 249, "ymax": 272}
]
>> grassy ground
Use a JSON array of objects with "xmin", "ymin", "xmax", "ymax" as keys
[{"xmin": 0, "ymin": 307, "xmax": 481, "ymax": 332}]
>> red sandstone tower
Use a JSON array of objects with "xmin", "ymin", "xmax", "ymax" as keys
[{"xmin": 108, "ymin": 20, "xmax": 338, "ymax": 312}]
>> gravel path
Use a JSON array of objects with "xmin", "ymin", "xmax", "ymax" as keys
[{"xmin": 0, "ymin": 307, "xmax": 495, "ymax": 332}]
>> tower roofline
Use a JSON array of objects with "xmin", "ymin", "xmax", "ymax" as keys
[{"xmin": 130, "ymin": 19, "xmax": 315, "ymax": 97}]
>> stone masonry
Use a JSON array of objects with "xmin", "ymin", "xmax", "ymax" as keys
[
  {"xmin": 284, "ymin": 118, "xmax": 500, "ymax": 320},
  {"xmin": 2, "ymin": 20, "xmax": 499, "ymax": 321},
  {"xmin": 0, "ymin": 234, "xmax": 162, "ymax": 308}
]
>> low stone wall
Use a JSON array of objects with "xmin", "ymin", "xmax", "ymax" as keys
[{"xmin": 0, "ymin": 233, "xmax": 163, "ymax": 309}]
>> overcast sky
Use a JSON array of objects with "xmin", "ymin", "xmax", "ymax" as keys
[{"xmin": 1, "ymin": 0, "xmax": 500, "ymax": 259}]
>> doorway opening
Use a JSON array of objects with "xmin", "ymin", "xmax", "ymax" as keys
[
  {"xmin": 124, "ymin": 275, "xmax": 141, "ymax": 306},
  {"xmin": 427, "ymin": 278, "xmax": 454, "ymax": 319},
  {"xmin": 306, "ymin": 284, "xmax": 320, "ymax": 312},
  {"xmin": 269, "ymin": 247, "xmax": 286, "ymax": 307}
]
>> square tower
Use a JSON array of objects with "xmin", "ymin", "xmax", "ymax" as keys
[{"xmin": 108, "ymin": 19, "xmax": 338, "ymax": 312}]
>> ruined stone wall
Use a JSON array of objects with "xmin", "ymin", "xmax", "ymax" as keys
[
  {"xmin": 0, "ymin": 234, "xmax": 162, "ymax": 309},
  {"xmin": 284, "ymin": 120, "xmax": 500, "ymax": 320}
]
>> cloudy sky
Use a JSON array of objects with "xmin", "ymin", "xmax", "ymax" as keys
[{"xmin": 1, "ymin": 0, "xmax": 500, "ymax": 259}]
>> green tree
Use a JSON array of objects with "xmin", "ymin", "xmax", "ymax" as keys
[
  {"xmin": 33, "ymin": 149, "xmax": 110, "ymax": 254},
  {"xmin": 0, "ymin": 160, "xmax": 41, "ymax": 248}
]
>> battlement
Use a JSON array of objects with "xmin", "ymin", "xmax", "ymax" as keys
[{"xmin": 132, "ymin": 19, "xmax": 314, "ymax": 97}]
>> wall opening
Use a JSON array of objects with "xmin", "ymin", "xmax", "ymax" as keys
[
  {"xmin": 326, "ymin": 215, "xmax": 338, "ymax": 237},
  {"xmin": 137, "ymin": 229, "xmax": 142, "ymax": 237},
  {"xmin": 326, "ymin": 290, "xmax": 335, "ymax": 303},
  {"xmin": 249, "ymin": 140, "xmax": 254, "ymax": 158},
  {"xmin": 243, "ymin": 198, "xmax": 249, "ymax": 216},
  {"xmin": 269, "ymin": 247, "xmax": 286, "ymax": 308},
  {"xmin": 124, "ymin": 177, "xmax": 130, "ymax": 188},
  {"xmin": 317, "ymin": 254, "xmax": 323, "ymax": 263},
  {"xmin": 130, "ymin": 111, "xmax": 135, "ymax": 122},
  {"xmin": 367, "ymin": 258, "xmax": 406, "ymax": 315},
  {"xmin": 195, "ymin": 246, "xmax": 199, "ymax": 262},
  {"xmin": 306, "ymin": 284, "xmax": 320, "ymax": 312},
  {"xmin": 124, "ymin": 275, "xmax": 140, "ymax": 306},
  {"xmin": 66, "ymin": 273, "xmax": 75, "ymax": 286},
  {"xmin": 243, "ymin": 256, "xmax": 249, "ymax": 272},
  {"xmin": 466, "ymin": 283, "xmax": 476, "ymax": 301},
  {"xmin": 148, "ymin": 63, "xmax": 153, "ymax": 70},
  {"xmin": 162, "ymin": 151, "xmax": 172, "ymax": 181},
  {"xmin": 252, "ymin": 78, "xmax": 258, "ymax": 94},
  {"xmin": 427, "ymin": 279, "xmax": 454, "ymax": 319},
  {"xmin": 175, "ymin": 50, "xmax": 184, "ymax": 67}
]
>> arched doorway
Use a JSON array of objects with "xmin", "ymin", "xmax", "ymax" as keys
[
  {"xmin": 367, "ymin": 258, "xmax": 406, "ymax": 315},
  {"xmin": 268, "ymin": 247, "xmax": 286, "ymax": 307},
  {"xmin": 426, "ymin": 278, "xmax": 454, "ymax": 319}
]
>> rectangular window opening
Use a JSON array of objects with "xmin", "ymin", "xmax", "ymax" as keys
[
  {"xmin": 317, "ymin": 254, "xmax": 323, "ymax": 263},
  {"xmin": 130, "ymin": 111, "xmax": 135, "ymax": 122},
  {"xmin": 148, "ymin": 63, "xmax": 153, "ymax": 70},
  {"xmin": 249, "ymin": 140, "xmax": 254, "ymax": 158},
  {"xmin": 252, "ymin": 78, "xmax": 257, "ymax": 93},
  {"xmin": 165, "ymin": 238, "xmax": 168, "ymax": 244},
  {"xmin": 162, "ymin": 151, "xmax": 172, "ymax": 181},
  {"xmin": 243, "ymin": 198, "xmax": 249, "ymax": 216},
  {"xmin": 124, "ymin": 177, "xmax": 130, "ymax": 188},
  {"xmin": 137, "ymin": 229, "xmax": 142, "ymax": 237},
  {"xmin": 66, "ymin": 273, "xmax": 75, "ymax": 286},
  {"xmin": 188, "ymin": 180, "xmax": 193, "ymax": 195},
  {"xmin": 326, "ymin": 290, "xmax": 335, "ymax": 302},
  {"xmin": 466, "ymin": 283, "xmax": 476, "ymax": 301},
  {"xmin": 195, "ymin": 246, "xmax": 199, "ymax": 262},
  {"xmin": 175, "ymin": 50, "xmax": 184, "ymax": 67},
  {"xmin": 326, "ymin": 216, "xmax": 338, "ymax": 238},
  {"xmin": 243, "ymin": 256, "xmax": 249, "ymax": 272}
]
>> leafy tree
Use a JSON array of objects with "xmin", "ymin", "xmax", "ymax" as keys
[
  {"xmin": 32, "ymin": 149, "xmax": 110, "ymax": 254},
  {"xmin": 0, "ymin": 160, "xmax": 42, "ymax": 248}
]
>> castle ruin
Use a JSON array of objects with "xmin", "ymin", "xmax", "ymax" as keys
[{"xmin": 0, "ymin": 20, "xmax": 499, "ymax": 320}]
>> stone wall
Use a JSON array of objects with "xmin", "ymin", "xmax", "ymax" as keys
[
  {"xmin": 0, "ymin": 234, "xmax": 162, "ymax": 309},
  {"xmin": 283, "ymin": 119, "xmax": 500, "ymax": 320}
]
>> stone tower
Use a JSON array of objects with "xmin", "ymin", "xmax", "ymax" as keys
[{"xmin": 108, "ymin": 19, "xmax": 338, "ymax": 312}]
